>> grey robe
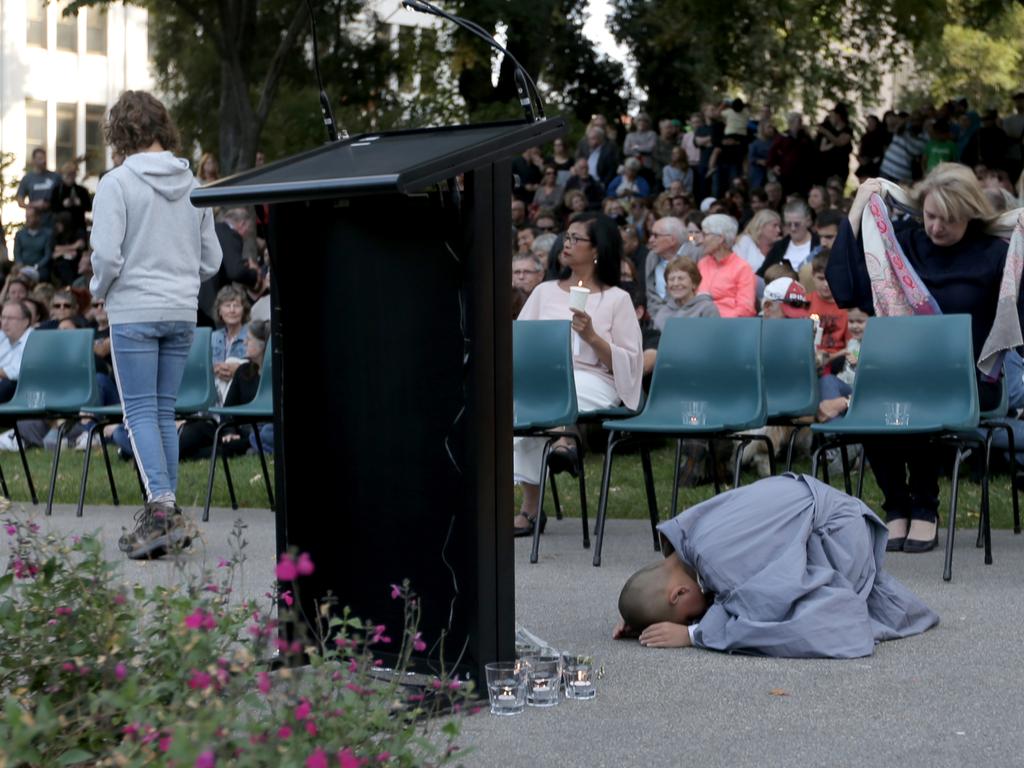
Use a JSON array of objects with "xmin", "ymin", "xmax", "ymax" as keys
[{"xmin": 656, "ymin": 473, "xmax": 939, "ymax": 658}]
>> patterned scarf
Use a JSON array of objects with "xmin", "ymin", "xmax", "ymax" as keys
[{"xmin": 860, "ymin": 179, "xmax": 1024, "ymax": 379}]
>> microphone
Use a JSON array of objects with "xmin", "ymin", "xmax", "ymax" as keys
[
  {"xmin": 400, "ymin": 0, "xmax": 544, "ymax": 123},
  {"xmin": 304, "ymin": 0, "xmax": 346, "ymax": 142}
]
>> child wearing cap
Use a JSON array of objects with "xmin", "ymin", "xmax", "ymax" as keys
[{"xmin": 760, "ymin": 276, "xmax": 810, "ymax": 319}]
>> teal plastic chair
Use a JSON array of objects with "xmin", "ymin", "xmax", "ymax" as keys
[
  {"xmin": 0, "ymin": 329, "xmax": 98, "ymax": 515},
  {"xmin": 592, "ymin": 318, "xmax": 768, "ymax": 566},
  {"xmin": 77, "ymin": 329, "xmax": 216, "ymax": 517},
  {"xmin": 809, "ymin": 315, "xmax": 980, "ymax": 581},
  {"xmin": 762, "ymin": 318, "xmax": 820, "ymax": 470},
  {"xmin": 203, "ymin": 340, "xmax": 274, "ymax": 521},
  {"xmin": 513, "ymin": 320, "xmax": 587, "ymax": 563}
]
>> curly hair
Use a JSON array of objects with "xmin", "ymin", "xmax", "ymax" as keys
[{"xmin": 104, "ymin": 91, "xmax": 180, "ymax": 155}]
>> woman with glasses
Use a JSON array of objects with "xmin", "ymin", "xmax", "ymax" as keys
[
  {"xmin": 532, "ymin": 165, "xmax": 563, "ymax": 212},
  {"xmin": 696, "ymin": 214, "xmax": 757, "ymax": 317},
  {"xmin": 512, "ymin": 212, "xmax": 644, "ymax": 537}
]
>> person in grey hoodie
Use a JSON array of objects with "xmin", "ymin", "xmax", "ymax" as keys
[
  {"xmin": 652, "ymin": 256, "xmax": 720, "ymax": 332},
  {"xmin": 90, "ymin": 90, "xmax": 222, "ymax": 560}
]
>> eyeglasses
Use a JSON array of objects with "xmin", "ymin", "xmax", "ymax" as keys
[
  {"xmin": 513, "ymin": 269, "xmax": 541, "ymax": 276},
  {"xmin": 649, "ymin": 232, "xmax": 672, "ymax": 239},
  {"xmin": 566, "ymin": 233, "xmax": 592, "ymax": 246},
  {"xmin": 51, "ymin": 302, "xmax": 73, "ymax": 309},
  {"xmin": 784, "ymin": 221, "xmax": 806, "ymax": 229},
  {"xmin": 538, "ymin": 225, "xmax": 556, "ymax": 233}
]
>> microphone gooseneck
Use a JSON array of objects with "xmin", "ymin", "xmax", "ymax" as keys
[
  {"xmin": 305, "ymin": 0, "xmax": 345, "ymax": 142},
  {"xmin": 401, "ymin": 0, "xmax": 545, "ymax": 122}
]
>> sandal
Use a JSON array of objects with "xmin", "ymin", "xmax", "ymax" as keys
[{"xmin": 547, "ymin": 445, "xmax": 580, "ymax": 477}]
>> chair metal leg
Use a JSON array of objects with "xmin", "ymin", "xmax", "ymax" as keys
[
  {"xmin": 222, "ymin": 451, "xmax": 238, "ymax": 510},
  {"xmin": 251, "ymin": 424, "xmax": 275, "ymax": 510},
  {"xmin": 97, "ymin": 430, "xmax": 120, "ymax": 506},
  {"xmin": 708, "ymin": 439, "xmax": 721, "ymax": 495},
  {"xmin": 747, "ymin": 434, "xmax": 777, "ymax": 480},
  {"xmin": 943, "ymin": 447, "xmax": 967, "ymax": 582},
  {"xmin": 133, "ymin": 460, "xmax": 146, "ymax": 503},
  {"xmin": 45, "ymin": 420, "xmax": 71, "ymax": 516},
  {"xmin": 981, "ymin": 433, "xmax": 993, "ymax": 564},
  {"xmin": 549, "ymin": 472, "xmax": 563, "ymax": 520},
  {"xmin": 203, "ymin": 422, "xmax": 229, "ymax": 522},
  {"xmin": 732, "ymin": 438, "xmax": 748, "ymax": 488},
  {"xmin": 0, "ymin": 456, "xmax": 8, "ymax": 499},
  {"xmin": 998, "ymin": 423, "xmax": 1021, "ymax": 534},
  {"xmin": 568, "ymin": 433, "xmax": 589, "ymax": 550},
  {"xmin": 530, "ymin": 440, "xmax": 553, "ymax": 565},
  {"xmin": 639, "ymin": 444, "xmax": 659, "ymax": 551},
  {"xmin": 75, "ymin": 423, "xmax": 101, "ymax": 517},
  {"xmin": 13, "ymin": 424, "xmax": 38, "ymax": 505},
  {"xmin": 593, "ymin": 432, "xmax": 620, "ymax": 567},
  {"xmin": 785, "ymin": 427, "xmax": 799, "ymax": 472},
  {"xmin": 856, "ymin": 446, "xmax": 867, "ymax": 499},
  {"xmin": 670, "ymin": 438, "xmax": 683, "ymax": 519}
]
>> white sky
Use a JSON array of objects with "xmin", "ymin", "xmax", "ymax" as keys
[{"xmin": 583, "ymin": 0, "xmax": 629, "ymax": 66}]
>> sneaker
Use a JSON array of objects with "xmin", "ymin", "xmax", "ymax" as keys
[{"xmin": 118, "ymin": 502, "xmax": 192, "ymax": 560}]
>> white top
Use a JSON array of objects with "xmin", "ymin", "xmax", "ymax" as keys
[
  {"xmin": 518, "ymin": 281, "xmax": 644, "ymax": 410},
  {"xmin": 734, "ymin": 234, "xmax": 766, "ymax": 273},
  {"xmin": 0, "ymin": 328, "xmax": 32, "ymax": 381},
  {"xmin": 783, "ymin": 238, "xmax": 813, "ymax": 271}
]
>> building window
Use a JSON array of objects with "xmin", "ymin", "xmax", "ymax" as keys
[
  {"xmin": 85, "ymin": 105, "xmax": 106, "ymax": 175},
  {"xmin": 56, "ymin": 103, "xmax": 77, "ymax": 169},
  {"xmin": 56, "ymin": 5, "xmax": 78, "ymax": 52},
  {"xmin": 25, "ymin": 99, "xmax": 47, "ymax": 162},
  {"xmin": 27, "ymin": 0, "xmax": 46, "ymax": 47},
  {"xmin": 86, "ymin": 7, "xmax": 107, "ymax": 54}
]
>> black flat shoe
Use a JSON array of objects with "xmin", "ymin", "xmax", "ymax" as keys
[
  {"xmin": 886, "ymin": 537, "xmax": 906, "ymax": 552},
  {"xmin": 547, "ymin": 445, "xmax": 579, "ymax": 477},
  {"xmin": 904, "ymin": 520, "xmax": 939, "ymax": 553},
  {"xmin": 513, "ymin": 518, "xmax": 535, "ymax": 538}
]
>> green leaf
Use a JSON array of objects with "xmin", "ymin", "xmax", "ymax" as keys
[{"xmin": 57, "ymin": 748, "xmax": 95, "ymax": 766}]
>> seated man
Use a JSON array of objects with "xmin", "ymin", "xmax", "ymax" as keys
[{"xmin": 614, "ymin": 473, "xmax": 938, "ymax": 658}]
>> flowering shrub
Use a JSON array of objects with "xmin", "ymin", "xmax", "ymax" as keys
[{"xmin": 0, "ymin": 518, "xmax": 473, "ymax": 766}]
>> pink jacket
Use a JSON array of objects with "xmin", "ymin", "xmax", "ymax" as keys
[{"xmin": 697, "ymin": 252, "xmax": 757, "ymax": 318}]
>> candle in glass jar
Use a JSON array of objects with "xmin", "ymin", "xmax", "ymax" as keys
[{"xmin": 568, "ymin": 281, "xmax": 590, "ymax": 312}]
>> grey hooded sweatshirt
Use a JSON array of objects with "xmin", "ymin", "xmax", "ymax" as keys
[{"xmin": 90, "ymin": 151, "xmax": 222, "ymax": 325}]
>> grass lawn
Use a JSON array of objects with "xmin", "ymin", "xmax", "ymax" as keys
[
  {"xmin": 3, "ymin": 441, "xmax": 1015, "ymax": 531},
  {"xmin": 515, "ymin": 439, "xmax": 1019, "ymax": 531},
  {"xmin": 0, "ymin": 448, "xmax": 274, "ymax": 510}
]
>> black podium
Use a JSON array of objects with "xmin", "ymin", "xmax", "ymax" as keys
[{"xmin": 191, "ymin": 119, "xmax": 565, "ymax": 682}]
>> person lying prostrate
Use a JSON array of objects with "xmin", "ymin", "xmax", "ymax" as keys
[{"xmin": 613, "ymin": 474, "xmax": 938, "ymax": 658}]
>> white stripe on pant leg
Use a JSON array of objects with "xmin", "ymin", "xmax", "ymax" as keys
[
  {"xmin": 109, "ymin": 337, "xmax": 153, "ymax": 502},
  {"xmin": 512, "ymin": 371, "xmax": 620, "ymax": 486}
]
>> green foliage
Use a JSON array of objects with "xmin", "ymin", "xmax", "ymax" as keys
[
  {"xmin": 611, "ymin": 0, "xmax": 949, "ymax": 118},
  {"xmin": 0, "ymin": 153, "xmax": 20, "ymax": 240},
  {"xmin": 0, "ymin": 520, "xmax": 472, "ymax": 766},
  {"xmin": 915, "ymin": 4, "xmax": 1024, "ymax": 109}
]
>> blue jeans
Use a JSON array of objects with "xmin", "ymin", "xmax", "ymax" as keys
[{"xmin": 110, "ymin": 322, "xmax": 195, "ymax": 502}]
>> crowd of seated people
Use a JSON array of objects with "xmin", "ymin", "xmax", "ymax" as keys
[
  {"xmin": 0, "ymin": 147, "xmax": 273, "ymax": 463},
  {"xmin": 510, "ymin": 94, "xmax": 1024, "ymax": 551}
]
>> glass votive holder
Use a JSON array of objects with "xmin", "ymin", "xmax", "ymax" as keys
[
  {"xmin": 485, "ymin": 662, "xmax": 527, "ymax": 716},
  {"xmin": 682, "ymin": 400, "xmax": 707, "ymax": 427},
  {"xmin": 27, "ymin": 391, "xmax": 45, "ymax": 410},
  {"xmin": 525, "ymin": 655, "xmax": 562, "ymax": 708},
  {"xmin": 883, "ymin": 401, "xmax": 911, "ymax": 427},
  {"xmin": 563, "ymin": 659, "xmax": 596, "ymax": 700}
]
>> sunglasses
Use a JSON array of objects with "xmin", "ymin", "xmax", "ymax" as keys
[{"xmin": 52, "ymin": 302, "xmax": 73, "ymax": 309}]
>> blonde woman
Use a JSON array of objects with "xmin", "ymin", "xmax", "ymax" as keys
[
  {"xmin": 831, "ymin": 163, "xmax": 1018, "ymax": 553},
  {"xmin": 733, "ymin": 209, "xmax": 782, "ymax": 272}
]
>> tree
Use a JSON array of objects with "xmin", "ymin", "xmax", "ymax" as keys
[
  {"xmin": 609, "ymin": 0, "xmax": 957, "ymax": 118},
  {"xmin": 66, "ymin": 0, "xmax": 333, "ymax": 174}
]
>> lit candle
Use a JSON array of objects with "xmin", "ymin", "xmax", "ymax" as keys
[
  {"xmin": 497, "ymin": 686, "xmax": 516, "ymax": 702},
  {"xmin": 810, "ymin": 313, "xmax": 823, "ymax": 347},
  {"xmin": 568, "ymin": 280, "xmax": 590, "ymax": 312}
]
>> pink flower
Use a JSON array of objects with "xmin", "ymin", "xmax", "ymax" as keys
[
  {"xmin": 4, "ymin": 524, "xmax": 15, "ymax": 536},
  {"xmin": 61, "ymin": 662, "xmax": 75, "ymax": 672},
  {"xmin": 389, "ymin": 584, "xmax": 401, "ymax": 600},
  {"xmin": 55, "ymin": 606, "xmax": 72, "ymax": 617},
  {"xmin": 203, "ymin": 584, "xmax": 220, "ymax": 594},
  {"xmin": 369, "ymin": 625, "xmax": 391, "ymax": 645},
  {"xmin": 431, "ymin": 679, "xmax": 443, "ymax": 690},
  {"xmin": 218, "ymin": 558, "xmax": 231, "ymax": 568},
  {"xmin": 281, "ymin": 590, "xmax": 294, "ymax": 607},
  {"xmin": 184, "ymin": 609, "xmax": 216, "ymax": 631},
  {"xmin": 257, "ymin": 671, "xmax": 271, "ymax": 695},
  {"xmin": 158, "ymin": 735, "xmax": 172, "ymax": 753},
  {"xmin": 408, "ymin": 693, "xmax": 425, "ymax": 702},
  {"xmin": 337, "ymin": 748, "xmax": 362, "ymax": 768},
  {"xmin": 277, "ymin": 725, "xmax": 292, "ymax": 740},
  {"xmin": 276, "ymin": 554, "xmax": 298, "ymax": 581},
  {"xmin": 376, "ymin": 753, "xmax": 391, "ymax": 763},
  {"xmin": 305, "ymin": 720, "xmax": 318, "ymax": 737},
  {"xmin": 296, "ymin": 552, "xmax": 315, "ymax": 576},
  {"xmin": 412, "ymin": 632, "xmax": 426, "ymax": 652},
  {"xmin": 449, "ymin": 679, "xmax": 461, "ymax": 690},
  {"xmin": 122, "ymin": 723, "xmax": 140, "ymax": 739},
  {"xmin": 115, "ymin": 663, "xmax": 127, "ymax": 681},
  {"xmin": 294, "ymin": 699, "xmax": 312, "ymax": 721},
  {"xmin": 188, "ymin": 670, "xmax": 213, "ymax": 690},
  {"xmin": 113, "ymin": 593, "xmax": 127, "ymax": 605},
  {"xmin": 306, "ymin": 749, "xmax": 329, "ymax": 768},
  {"xmin": 195, "ymin": 750, "xmax": 216, "ymax": 768}
]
